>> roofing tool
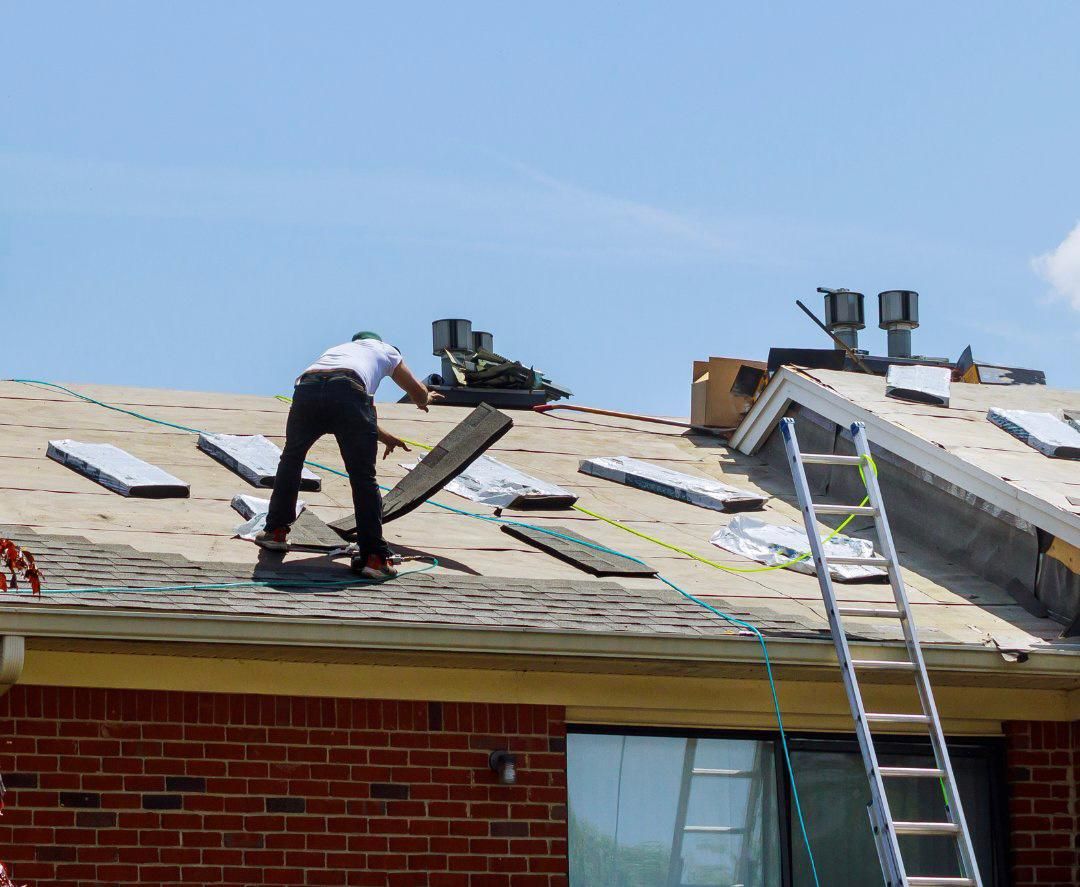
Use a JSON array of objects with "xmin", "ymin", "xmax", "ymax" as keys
[
  {"xmin": 534, "ymin": 402, "xmax": 729, "ymax": 435},
  {"xmin": 781, "ymin": 418, "xmax": 982, "ymax": 887},
  {"xmin": 799, "ymin": 292, "xmax": 874, "ymax": 373}
]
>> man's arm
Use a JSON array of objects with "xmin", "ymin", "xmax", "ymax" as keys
[
  {"xmin": 377, "ymin": 427, "xmax": 411, "ymax": 460},
  {"xmin": 391, "ymin": 361, "xmax": 443, "ymax": 411}
]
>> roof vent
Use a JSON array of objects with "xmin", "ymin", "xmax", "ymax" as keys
[
  {"xmin": 472, "ymin": 330, "xmax": 494, "ymax": 353},
  {"xmin": 432, "ymin": 318, "xmax": 473, "ymax": 356},
  {"xmin": 821, "ymin": 288, "xmax": 865, "ymax": 351},
  {"xmin": 878, "ymin": 290, "xmax": 919, "ymax": 358}
]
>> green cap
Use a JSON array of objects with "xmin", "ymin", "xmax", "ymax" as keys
[{"xmin": 352, "ymin": 331, "xmax": 383, "ymax": 342}]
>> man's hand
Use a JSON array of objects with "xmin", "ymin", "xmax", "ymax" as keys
[
  {"xmin": 392, "ymin": 361, "xmax": 444, "ymax": 412},
  {"xmin": 417, "ymin": 390, "xmax": 445, "ymax": 412},
  {"xmin": 378, "ymin": 430, "xmax": 412, "ymax": 460}
]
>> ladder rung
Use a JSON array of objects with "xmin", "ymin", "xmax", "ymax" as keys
[
  {"xmin": 814, "ymin": 504, "xmax": 877, "ymax": 515},
  {"xmin": 850, "ymin": 659, "xmax": 917, "ymax": 671},
  {"xmin": 879, "ymin": 766, "xmax": 946, "ymax": 778},
  {"xmin": 683, "ymin": 825, "xmax": 744, "ymax": 834},
  {"xmin": 826, "ymin": 555, "xmax": 890, "ymax": 567},
  {"xmin": 801, "ymin": 453, "xmax": 862, "ymax": 465},
  {"xmin": 865, "ymin": 712, "xmax": 931, "ymax": 725},
  {"xmin": 907, "ymin": 878, "xmax": 975, "ymax": 886},
  {"xmin": 892, "ymin": 821, "xmax": 961, "ymax": 836},
  {"xmin": 691, "ymin": 768, "xmax": 753, "ymax": 777},
  {"xmin": 837, "ymin": 606, "xmax": 906, "ymax": 619}
]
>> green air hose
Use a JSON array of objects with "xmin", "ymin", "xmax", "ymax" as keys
[{"xmin": 9, "ymin": 378, "xmax": 823, "ymax": 886}]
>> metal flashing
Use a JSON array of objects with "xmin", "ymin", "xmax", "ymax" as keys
[
  {"xmin": 500, "ymin": 524, "xmax": 656, "ymax": 576},
  {"xmin": 579, "ymin": 456, "xmax": 765, "ymax": 513},
  {"xmin": 46, "ymin": 440, "xmax": 190, "ymax": 498},
  {"xmin": 198, "ymin": 433, "xmax": 321, "ymax": 490}
]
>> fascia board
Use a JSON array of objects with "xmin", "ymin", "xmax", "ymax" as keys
[
  {"xmin": 1, "ymin": 605, "xmax": 1077, "ymax": 685},
  {"xmin": 732, "ymin": 369, "xmax": 1080, "ymax": 549}
]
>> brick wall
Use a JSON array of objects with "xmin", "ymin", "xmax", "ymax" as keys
[
  {"xmin": 1004, "ymin": 719, "xmax": 1079, "ymax": 887},
  {"xmin": 0, "ymin": 686, "xmax": 568, "ymax": 887}
]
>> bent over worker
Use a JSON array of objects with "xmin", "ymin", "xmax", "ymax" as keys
[{"xmin": 256, "ymin": 331, "xmax": 440, "ymax": 579}]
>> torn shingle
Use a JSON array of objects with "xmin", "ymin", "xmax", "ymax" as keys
[
  {"xmin": 500, "ymin": 524, "xmax": 656, "ymax": 576},
  {"xmin": 331, "ymin": 403, "xmax": 513, "ymax": 537}
]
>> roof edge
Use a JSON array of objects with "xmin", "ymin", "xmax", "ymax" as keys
[
  {"xmin": 730, "ymin": 367, "xmax": 1080, "ymax": 549},
  {"xmin": 1, "ymin": 605, "xmax": 1076, "ymax": 686}
]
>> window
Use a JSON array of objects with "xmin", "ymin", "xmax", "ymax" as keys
[
  {"xmin": 567, "ymin": 729, "xmax": 1006, "ymax": 887},
  {"xmin": 568, "ymin": 733, "xmax": 781, "ymax": 886}
]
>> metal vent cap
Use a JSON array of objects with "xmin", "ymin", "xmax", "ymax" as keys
[
  {"xmin": 878, "ymin": 290, "xmax": 919, "ymax": 329},
  {"xmin": 432, "ymin": 318, "xmax": 473, "ymax": 356}
]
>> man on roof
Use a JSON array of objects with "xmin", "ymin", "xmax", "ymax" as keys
[{"xmin": 256, "ymin": 331, "xmax": 441, "ymax": 579}]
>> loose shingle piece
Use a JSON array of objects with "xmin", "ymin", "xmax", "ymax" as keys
[
  {"xmin": 47, "ymin": 440, "xmax": 190, "ymax": 498},
  {"xmin": 987, "ymin": 408, "xmax": 1080, "ymax": 459},
  {"xmin": 500, "ymin": 524, "xmax": 655, "ymax": 576},
  {"xmin": 411, "ymin": 454, "xmax": 577, "ymax": 509},
  {"xmin": 885, "ymin": 364, "xmax": 951, "ymax": 407},
  {"xmin": 198, "ymin": 433, "xmax": 321, "ymax": 491},
  {"xmin": 579, "ymin": 456, "xmax": 766, "ymax": 513},
  {"xmin": 331, "ymin": 403, "xmax": 513, "ymax": 538}
]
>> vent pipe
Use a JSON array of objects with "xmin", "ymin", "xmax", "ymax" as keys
[
  {"xmin": 822, "ymin": 289, "xmax": 865, "ymax": 351},
  {"xmin": 472, "ymin": 330, "xmax": 494, "ymax": 353},
  {"xmin": 878, "ymin": 290, "xmax": 919, "ymax": 358},
  {"xmin": 432, "ymin": 318, "xmax": 473, "ymax": 356}
]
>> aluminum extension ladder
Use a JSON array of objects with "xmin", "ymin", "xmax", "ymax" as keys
[{"xmin": 780, "ymin": 418, "xmax": 982, "ymax": 887}]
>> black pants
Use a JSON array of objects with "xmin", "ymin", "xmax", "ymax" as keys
[{"xmin": 265, "ymin": 375, "xmax": 391, "ymax": 560}]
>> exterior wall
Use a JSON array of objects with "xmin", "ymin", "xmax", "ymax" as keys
[
  {"xmin": 1004, "ymin": 719, "xmax": 1079, "ymax": 887},
  {"xmin": 0, "ymin": 686, "xmax": 568, "ymax": 887}
]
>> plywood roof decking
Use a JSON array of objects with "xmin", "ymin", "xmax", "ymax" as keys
[
  {"xmin": 732, "ymin": 367, "xmax": 1080, "ymax": 548},
  {"xmin": 0, "ymin": 379, "xmax": 1072, "ymax": 654}
]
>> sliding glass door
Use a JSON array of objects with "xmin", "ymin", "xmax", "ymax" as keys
[{"xmin": 567, "ymin": 729, "xmax": 1005, "ymax": 887}]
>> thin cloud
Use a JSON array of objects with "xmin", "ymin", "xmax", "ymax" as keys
[
  {"xmin": 0, "ymin": 151, "xmax": 749, "ymax": 263},
  {"xmin": 1032, "ymin": 221, "xmax": 1080, "ymax": 311}
]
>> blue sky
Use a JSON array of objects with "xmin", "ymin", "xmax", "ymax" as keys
[{"xmin": 4, "ymin": 2, "xmax": 1080, "ymax": 414}]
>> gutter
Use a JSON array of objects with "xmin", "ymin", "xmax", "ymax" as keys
[
  {"xmin": 0, "ymin": 635, "xmax": 25, "ymax": 693},
  {"xmin": 0, "ymin": 604, "xmax": 1077, "ymax": 687},
  {"xmin": 730, "ymin": 367, "xmax": 1080, "ymax": 550}
]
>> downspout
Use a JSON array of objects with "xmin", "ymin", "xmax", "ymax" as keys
[{"xmin": 0, "ymin": 636, "xmax": 25, "ymax": 695}]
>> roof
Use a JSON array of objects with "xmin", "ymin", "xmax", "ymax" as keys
[
  {"xmin": 732, "ymin": 367, "xmax": 1080, "ymax": 549},
  {"xmin": 0, "ymin": 378, "xmax": 1075, "ymax": 673}
]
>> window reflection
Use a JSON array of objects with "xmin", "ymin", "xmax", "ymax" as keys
[{"xmin": 568, "ymin": 734, "xmax": 781, "ymax": 887}]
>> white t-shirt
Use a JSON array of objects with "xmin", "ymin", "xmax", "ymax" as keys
[{"xmin": 302, "ymin": 340, "xmax": 403, "ymax": 394}]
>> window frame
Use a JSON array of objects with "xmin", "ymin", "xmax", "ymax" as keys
[{"xmin": 567, "ymin": 724, "xmax": 1010, "ymax": 887}]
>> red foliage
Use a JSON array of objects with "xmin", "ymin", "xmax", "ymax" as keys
[{"xmin": 0, "ymin": 539, "xmax": 41, "ymax": 596}]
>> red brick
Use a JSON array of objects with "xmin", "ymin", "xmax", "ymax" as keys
[{"xmin": 0, "ymin": 686, "xmax": 567, "ymax": 885}]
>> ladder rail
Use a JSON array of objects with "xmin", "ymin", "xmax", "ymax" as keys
[
  {"xmin": 851, "ymin": 423, "xmax": 983, "ymax": 886},
  {"xmin": 780, "ymin": 419, "xmax": 909, "ymax": 885}
]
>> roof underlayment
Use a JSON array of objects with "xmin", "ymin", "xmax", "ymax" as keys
[{"xmin": 0, "ymin": 378, "xmax": 1077, "ymax": 675}]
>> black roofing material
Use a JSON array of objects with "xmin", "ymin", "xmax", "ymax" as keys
[
  {"xmin": 500, "ymin": 524, "xmax": 657, "ymax": 577},
  {"xmin": 46, "ymin": 440, "xmax": 190, "ymax": 498},
  {"xmin": 330, "ymin": 403, "xmax": 514, "ymax": 538},
  {"xmin": 286, "ymin": 509, "xmax": 344, "ymax": 552}
]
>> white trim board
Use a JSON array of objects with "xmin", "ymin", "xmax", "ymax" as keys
[{"xmin": 731, "ymin": 367, "xmax": 1080, "ymax": 550}]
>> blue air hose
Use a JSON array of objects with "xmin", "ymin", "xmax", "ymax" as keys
[{"xmin": 7, "ymin": 379, "xmax": 821, "ymax": 885}]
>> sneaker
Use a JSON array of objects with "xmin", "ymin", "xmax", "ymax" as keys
[
  {"xmin": 352, "ymin": 553, "xmax": 398, "ymax": 580},
  {"xmin": 254, "ymin": 526, "xmax": 289, "ymax": 551}
]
